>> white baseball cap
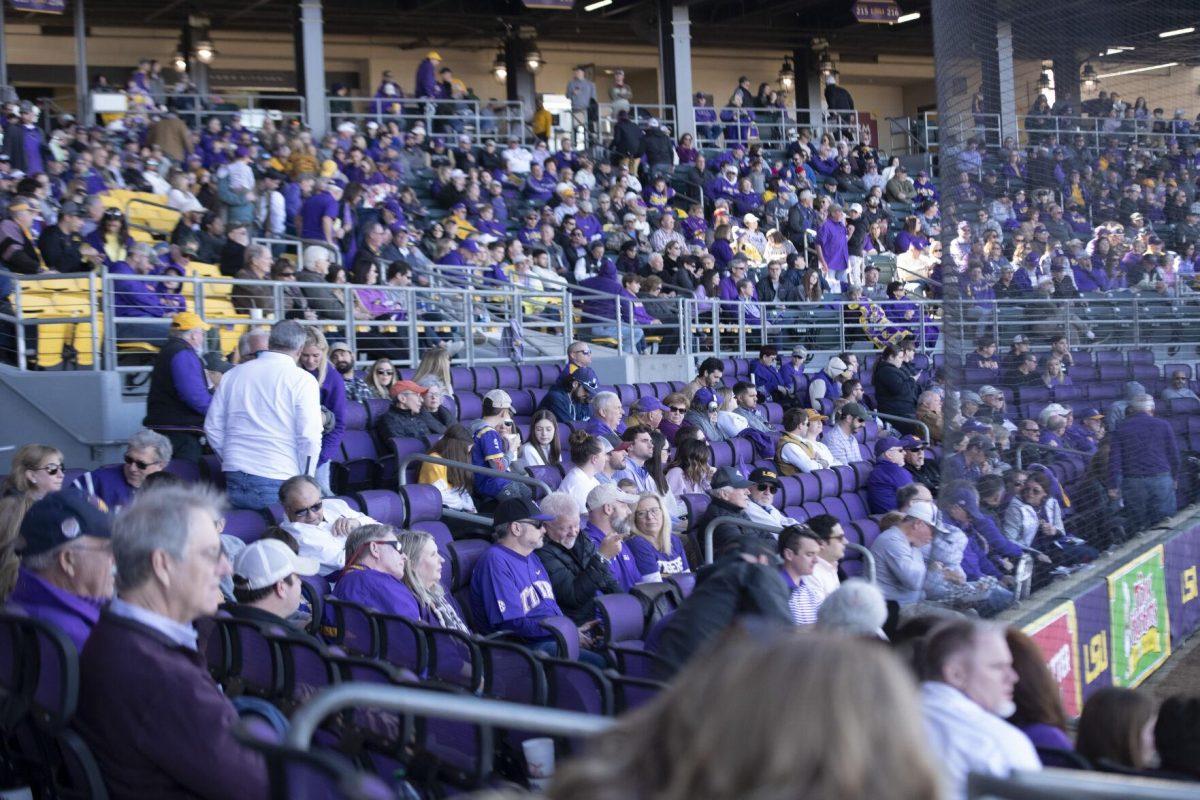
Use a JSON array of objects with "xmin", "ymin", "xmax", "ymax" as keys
[
  {"xmin": 586, "ymin": 483, "xmax": 640, "ymax": 511},
  {"xmin": 234, "ymin": 539, "xmax": 319, "ymax": 590},
  {"xmin": 484, "ymin": 388, "xmax": 514, "ymax": 410}
]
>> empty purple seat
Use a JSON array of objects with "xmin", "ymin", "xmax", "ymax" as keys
[
  {"xmin": 822, "ymin": 496, "xmax": 852, "ymax": 525},
  {"xmin": 1127, "ymin": 349, "xmax": 1154, "ymax": 366},
  {"xmin": 814, "ymin": 469, "xmax": 839, "ymax": 500},
  {"xmin": 762, "ymin": 402, "xmax": 783, "ymax": 424},
  {"xmin": 784, "ymin": 505, "xmax": 808, "ymax": 523},
  {"xmin": 709, "ymin": 441, "xmax": 735, "ymax": 468},
  {"xmin": 1050, "ymin": 385, "xmax": 1082, "ymax": 402},
  {"xmin": 333, "ymin": 431, "xmax": 379, "ymax": 493},
  {"xmin": 450, "ymin": 367, "xmax": 474, "ymax": 391},
  {"xmin": 386, "ymin": 436, "xmax": 429, "ymax": 487},
  {"xmin": 1017, "ymin": 386, "xmax": 1050, "ymax": 404},
  {"xmin": 1097, "ymin": 364, "xmax": 1126, "ymax": 383},
  {"xmin": 536, "ymin": 363, "xmax": 562, "ymax": 387},
  {"xmin": 1168, "ymin": 397, "xmax": 1200, "ymax": 416},
  {"xmin": 852, "ymin": 518, "xmax": 882, "ymax": 548},
  {"xmin": 1094, "ymin": 350, "xmax": 1123, "ymax": 367},
  {"xmin": 164, "ymin": 459, "xmax": 201, "ymax": 483},
  {"xmin": 842, "ymin": 492, "xmax": 869, "ymax": 520},
  {"xmin": 454, "ymin": 392, "xmax": 484, "ymax": 420},
  {"xmin": 833, "ymin": 465, "xmax": 857, "ymax": 493},
  {"xmin": 518, "ymin": 364, "xmax": 541, "ymax": 388},
  {"xmin": 355, "ymin": 490, "xmax": 407, "ymax": 526},
  {"xmin": 801, "ymin": 500, "xmax": 826, "ymax": 520},
  {"xmin": 615, "ymin": 384, "xmax": 638, "ymax": 405},
  {"xmin": 342, "ymin": 401, "xmax": 368, "ymax": 431},
  {"xmin": 596, "ymin": 593, "xmax": 645, "ymax": 649},
  {"xmin": 526, "ymin": 465, "xmax": 563, "ymax": 491},
  {"xmin": 1129, "ymin": 364, "xmax": 1158, "ymax": 384},
  {"xmin": 652, "ymin": 381, "xmax": 673, "ymax": 397},
  {"xmin": 850, "ymin": 461, "xmax": 872, "ymax": 488},
  {"xmin": 681, "ymin": 494, "xmax": 710, "ymax": 533},
  {"xmin": 200, "ymin": 454, "xmax": 226, "ymax": 488},
  {"xmin": 778, "ymin": 476, "xmax": 803, "ymax": 508},
  {"xmin": 1086, "ymin": 383, "xmax": 1120, "ymax": 402},
  {"xmin": 632, "ymin": 383, "xmax": 655, "ymax": 399},
  {"xmin": 364, "ymin": 398, "xmax": 390, "ymax": 425},
  {"xmin": 797, "ymin": 473, "xmax": 820, "ymax": 503},
  {"xmin": 223, "ymin": 509, "xmax": 268, "ymax": 543},
  {"xmin": 544, "ymin": 657, "xmax": 613, "ymax": 720},
  {"xmin": 509, "ymin": 389, "xmax": 536, "ymax": 416},
  {"xmin": 495, "ymin": 365, "xmax": 520, "ymax": 390},
  {"xmin": 472, "ymin": 367, "xmax": 500, "ymax": 392}
]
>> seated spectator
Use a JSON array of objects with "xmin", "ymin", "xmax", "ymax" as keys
[
  {"xmin": 1, "ymin": 444, "xmax": 67, "ymax": 593},
  {"xmin": 517, "ymin": 410, "xmax": 562, "ymax": 469},
  {"xmin": 751, "ymin": 345, "xmax": 791, "ymax": 402},
  {"xmin": 975, "ymin": 385, "xmax": 1012, "ymax": 426},
  {"xmin": 629, "ymin": 492, "xmax": 689, "ymax": 580},
  {"xmin": 822, "ymin": 402, "xmax": 869, "ymax": 465},
  {"xmin": 919, "ymin": 620, "xmax": 1041, "ymax": 797},
  {"xmin": 74, "ymin": 429, "xmax": 172, "ymax": 512},
  {"xmin": 330, "ymin": 523, "xmax": 420, "ymax": 618},
  {"xmin": 776, "ymin": 407, "xmax": 824, "ymax": 475},
  {"xmin": 1075, "ymin": 687, "xmax": 1157, "ymax": 773},
  {"xmin": 535, "ymin": 492, "xmax": 620, "ymax": 626},
  {"xmin": 584, "ymin": 390, "xmax": 626, "ymax": 443},
  {"xmin": 1040, "ymin": 356, "xmax": 1071, "ymax": 390},
  {"xmin": 806, "ymin": 513, "xmax": 847, "ymax": 601},
  {"xmin": 866, "ymin": 436, "xmax": 915, "ymax": 514},
  {"xmin": 365, "ymin": 358, "xmax": 396, "ymax": 400},
  {"xmin": 375, "ymin": 379, "xmax": 435, "ymax": 442},
  {"xmin": 915, "ymin": 391, "xmax": 944, "ymax": 444},
  {"xmin": 1064, "ymin": 406, "xmax": 1104, "ymax": 454},
  {"xmin": 583, "ymin": 484, "xmax": 642, "ymax": 591},
  {"xmin": 471, "ymin": 390, "xmax": 531, "ymax": 501},
  {"xmin": 415, "ymin": 376, "xmax": 455, "ymax": 435},
  {"xmin": 940, "ymin": 482, "xmax": 1024, "ymax": 580},
  {"xmin": 278, "ymin": 475, "xmax": 377, "ymax": 575},
  {"xmin": 395, "ymin": 529, "xmax": 470, "ymax": 632},
  {"xmin": 870, "ymin": 499, "xmax": 938, "ymax": 607},
  {"xmin": 227, "ymin": 539, "xmax": 319, "ymax": 629},
  {"xmin": 683, "ymin": 388, "xmax": 726, "ymax": 444},
  {"xmin": 1162, "ymin": 371, "xmax": 1199, "ymax": 403},
  {"xmin": 777, "ymin": 524, "xmax": 825, "ymax": 625},
  {"xmin": 76, "ymin": 485, "xmax": 268, "ymax": 799},
  {"xmin": 1007, "ymin": 352, "xmax": 1042, "ymax": 388},
  {"xmin": 1152, "ymin": 696, "xmax": 1200, "ymax": 781},
  {"xmin": 648, "ymin": 536, "xmax": 792, "ymax": 678},
  {"xmin": 902, "ymin": 435, "xmax": 941, "ymax": 492},
  {"xmin": 419, "ymin": 424, "xmax": 478, "ymax": 513},
  {"xmin": 665, "ymin": 437, "xmax": 715, "ymax": 497},
  {"xmin": 1005, "ymin": 627, "xmax": 1074, "ymax": 752},
  {"xmin": 1003, "ymin": 472, "xmax": 1097, "ymax": 578},
  {"xmin": 10, "ymin": 490, "xmax": 114, "ymax": 651},
  {"xmin": 681, "ymin": 356, "xmax": 724, "ymax": 401},
  {"xmin": 731, "ymin": 380, "xmax": 773, "ymax": 434},
  {"xmin": 923, "ymin": 514, "xmax": 1014, "ymax": 618},
  {"xmin": 537, "ymin": 366, "xmax": 599, "ymax": 423},
  {"xmin": 815, "ymin": 579, "xmax": 888, "ymax": 639},
  {"xmin": 698, "ymin": 466, "xmax": 772, "ymax": 558},
  {"xmin": 559, "ymin": 430, "xmax": 617, "ymax": 506},
  {"xmin": 809, "ymin": 355, "xmax": 852, "ymax": 409},
  {"xmin": 611, "ymin": 425, "xmax": 657, "ymax": 494},
  {"xmin": 743, "ymin": 467, "xmax": 800, "ymax": 529},
  {"xmin": 626, "ymin": 395, "xmax": 667, "ymax": 432},
  {"xmin": 964, "ymin": 336, "xmax": 1000, "ymax": 378}
]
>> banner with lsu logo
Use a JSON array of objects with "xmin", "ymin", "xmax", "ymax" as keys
[
  {"xmin": 1023, "ymin": 601, "xmax": 1083, "ymax": 717},
  {"xmin": 1107, "ymin": 545, "xmax": 1171, "ymax": 687}
]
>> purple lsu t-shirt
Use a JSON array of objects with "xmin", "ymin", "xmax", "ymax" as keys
[
  {"xmin": 332, "ymin": 566, "xmax": 421, "ymax": 619},
  {"xmin": 469, "ymin": 544, "xmax": 563, "ymax": 640},
  {"xmin": 583, "ymin": 522, "xmax": 641, "ymax": 591}
]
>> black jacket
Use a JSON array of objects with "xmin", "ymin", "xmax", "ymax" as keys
[
  {"xmin": 755, "ymin": 277, "xmax": 800, "ymax": 303},
  {"xmin": 535, "ymin": 535, "xmax": 621, "ymax": 624},
  {"xmin": 39, "ymin": 225, "xmax": 88, "ymax": 272},
  {"xmin": 651, "ymin": 553, "xmax": 791, "ymax": 677},
  {"xmin": 873, "ymin": 361, "xmax": 920, "ymax": 420},
  {"xmin": 611, "ymin": 120, "xmax": 644, "ymax": 158},
  {"xmin": 696, "ymin": 496, "xmax": 773, "ymax": 559},
  {"xmin": 642, "ymin": 129, "xmax": 674, "ymax": 167},
  {"xmin": 374, "ymin": 408, "xmax": 432, "ymax": 446}
]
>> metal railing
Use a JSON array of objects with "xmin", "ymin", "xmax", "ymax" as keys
[
  {"xmin": 692, "ymin": 106, "xmax": 864, "ymax": 150},
  {"xmin": 968, "ymin": 768, "xmax": 1200, "ymax": 799},
  {"xmin": 88, "ymin": 91, "xmax": 307, "ymax": 131},
  {"xmin": 327, "ymin": 97, "xmax": 527, "ymax": 146},
  {"xmin": 1015, "ymin": 114, "xmax": 1200, "ymax": 152},
  {"xmin": 701, "ymin": 515, "xmax": 876, "ymax": 581},
  {"xmin": 596, "ymin": 103, "xmax": 677, "ymax": 141},
  {"xmin": 873, "ymin": 411, "xmax": 932, "ymax": 443},
  {"xmin": 286, "ymin": 683, "xmax": 612, "ymax": 751}
]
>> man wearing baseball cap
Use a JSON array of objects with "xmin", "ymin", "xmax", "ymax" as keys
[
  {"xmin": 227, "ymin": 539, "xmax": 319, "ymax": 631},
  {"xmin": 38, "ymin": 199, "xmax": 91, "ymax": 272},
  {"xmin": 900, "ymin": 435, "xmax": 940, "ymax": 493},
  {"xmin": 583, "ymin": 484, "xmax": 642, "ymax": 591},
  {"xmin": 470, "ymin": 496, "xmax": 576, "ymax": 650},
  {"xmin": 866, "ymin": 436, "xmax": 915, "ymax": 514},
  {"xmin": 143, "ymin": 310, "xmax": 214, "ymax": 463},
  {"xmin": 823, "ymin": 402, "xmax": 870, "ymax": 466},
  {"xmin": 472, "ymin": 389, "xmax": 532, "ymax": 501},
  {"xmin": 376, "ymin": 379, "xmax": 434, "ymax": 441},
  {"xmin": 698, "ymin": 466, "xmax": 775, "ymax": 558},
  {"xmin": 743, "ymin": 468, "xmax": 801, "ymax": 530},
  {"xmin": 538, "ymin": 365, "xmax": 598, "ymax": 423},
  {"xmin": 870, "ymin": 499, "xmax": 941, "ymax": 607},
  {"xmin": 628, "ymin": 394, "xmax": 667, "ymax": 430},
  {"xmin": 10, "ymin": 489, "xmax": 114, "ymax": 651},
  {"xmin": 1065, "ymin": 407, "xmax": 1104, "ymax": 454}
]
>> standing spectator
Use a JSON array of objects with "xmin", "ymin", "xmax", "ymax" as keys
[
  {"xmin": 75, "ymin": 485, "xmax": 268, "ymax": 800},
  {"xmin": 608, "ymin": 69, "xmax": 633, "ymax": 116},
  {"xmin": 143, "ymin": 312, "xmax": 214, "ymax": 462},
  {"xmin": 1108, "ymin": 395, "xmax": 1179, "ymax": 533},
  {"xmin": 9, "ymin": 490, "xmax": 114, "ymax": 651},
  {"xmin": 3, "ymin": 102, "xmax": 45, "ymax": 174},
  {"xmin": 205, "ymin": 320, "xmax": 323, "ymax": 510},
  {"xmin": 873, "ymin": 344, "xmax": 921, "ymax": 434},
  {"xmin": 610, "ymin": 110, "xmax": 644, "ymax": 169},
  {"xmin": 566, "ymin": 66, "xmax": 597, "ymax": 144},
  {"xmin": 815, "ymin": 205, "xmax": 850, "ymax": 286},
  {"xmin": 919, "ymin": 620, "xmax": 1041, "ymax": 798},
  {"xmin": 74, "ymin": 429, "xmax": 171, "ymax": 512},
  {"xmin": 414, "ymin": 51, "xmax": 443, "ymax": 98}
]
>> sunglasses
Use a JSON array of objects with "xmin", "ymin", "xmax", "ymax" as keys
[
  {"xmin": 756, "ymin": 484, "xmax": 777, "ymax": 493},
  {"xmin": 35, "ymin": 463, "xmax": 64, "ymax": 476},
  {"xmin": 668, "ymin": 406, "xmax": 687, "ymax": 414},
  {"xmin": 124, "ymin": 455, "xmax": 161, "ymax": 471},
  {"xmin": 375, "ymin": 369, "xmax": 395, "ymax": 376},
  {"xmin": 290, "ymin": 500, "xmax": 323, "ymax": 518},
  {"xmin": 278, "ymin": 271, "xmax": 296, "ymax": 278}
]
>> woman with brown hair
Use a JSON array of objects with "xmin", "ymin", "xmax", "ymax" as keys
[
  {"xmin": 418, "ymin": 424, "xmax": 476, "ymax": 513},
  {"xmin": 549, "ymin": 630, "xmax": 942, "ymax": 800},
  {"xmin": 0, "ymin": 444, "xmax": 66, "ymax": 598},
  {"xmin": 1075, "ymin": 687, "xmax": 1157, "ymax": 772},
  {"xmin": 365, "ymin": 357, "xmax": 396, "ymax": 400},
  {"xmin": 1005, "ymin": 628, "xmax": 1072, "ymax": 751}
]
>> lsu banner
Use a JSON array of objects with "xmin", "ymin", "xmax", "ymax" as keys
[
  {"xmin": 8, "ymin": 0, "xmax": 66, "ymax": 13},
  {"xmin": 1023, "ymin": 601, "xmax": 1083, "ymax": 716},
  {"xmin": 1108, "ymin": 545, "xmax": 1171, "ymax": 687}
]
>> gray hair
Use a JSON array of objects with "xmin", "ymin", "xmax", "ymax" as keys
[
  {"xmin": 591, "ymin": 391, "xmax": 619, "ymax": 416},
  {"xmin": 278, "ymin": 474, "xmax": 320, "ymax": 505},
  {"xmin": 303, "ymin": 245, "xmax": 331, "ymax": 270},
  {"xmin": 127, "ymin": 428, "xmax": 172, "ymax": 464},
  {"xmin": 238, "ymin": 328, "xmax": 270, "ymax": 358},
  {"xmin": 539, "ymin": 491, "xmax": 580, "ymax": 520},
  {"xmin": 268, "ymin": 319, "xmax": 308, "ymax": 353},
  {"xmin": 416, "ymin": 375, "xmax": 445, "ymax": 392},
  {"xmin": 344, "ymin": 523, "xmax": 397, "ymax": 563},
  {"xmin": 22, "ymin": 539, "xmax": 83, "ymax": 572},
  {"xmin": 244, "ymin": 243, "xmax": 270, "ymax": 267},
  {"xmin": 113, "ymin": 484, "xmax": 225, "ymax": 592},
  {"xmin": 1130, "ymin": 394, "xmax": 1155, "ymax": 414},
  {"xmin": 816, "ymin": 579, "xmax": 888, "ymax": 637},
  {"xmin": 129, "ymin": 242, "xmax": 154, "ymax": 261}
]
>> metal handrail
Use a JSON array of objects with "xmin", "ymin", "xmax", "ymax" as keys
[
  {"xmin": 700, "ymin": 515, "xmax": 876, "ymax": 583},
  {"xmin": 286, "ymin": 683, "xmax": 612, "ymax": 750},
  {"xmin": 1015, "ymin": 442, "xmax": 1096, "ymax": 472},
  {"xmin": 396, "ymin": 452, "xmax": 553, "ymax": 503},
  {"xmin": 872, "ymin": 411, "xmax": 932, "ymax": 444},
  {"xmin": 967, "ymin": 767, "xmax": 1200, "ymax": 799}
]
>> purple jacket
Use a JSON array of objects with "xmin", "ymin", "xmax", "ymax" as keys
[
  {"xmin": 312, "ymin": 367, "xmax": 347, "ymax": 465},
  {"xmin": 583, "ymin": 522, "xmax": 641, "ymax": 591},
  {"xmin": 109, "ymin": 262, "xmax": 170, "ymax": 318},
  {"xmin": 414, "ymin": 59, "xmax": 442, "ymax": 98},
  {"xmin": 469, "ymin": 543, "xmax": 564, "ymax": 640},
  {"xmin": 74, "ymin": 463, "xmax": 137, "ymax": 511},
  {"xmin": 332, "ymin": 566, "xmax": 421, "ymax": 619},
  {"xmin": 1109, "ymin": 412, "xmax": 1179, "ymax": 485},
  {"xmin": 816, "ymin": 218, "xmax": 849, "ymax": 272},
  {"xmin": 9, "ymin": 567, "xmax": 104, "ymax": 652},
  {"xmin": 579, "ymin": 261, "xmax": 628, "ymax": 322}
]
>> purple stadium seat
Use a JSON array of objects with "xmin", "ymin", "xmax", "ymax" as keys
[
  {"xmin": 222, "ymin": 509, "xmax": 268, "ymax": 543},
  {"xmin": 821, "ymin": 496, "xmax": 852, "ymax": 525},
  {"xmin": 1094, "ymin": 350, "xmax": 1123, "ymax": 367},
  {"xmin": 1168, "ymin": 397, "xmax": 1200, "ymax": 416},
  {"xmin": 852, "ymin": 518, "xmax": 882, "ymax": 548},
  {"xmin": 495, "ymin": 365, "xmax": 520, "ymax": 390},
  {"xmin": 1164, "ymin": 362, "xmax": 1193, "ymax": 380},
  {"xmin": 842, "ymin": 492, "xmax": 869, "ymax": 520},
  {"xmin": 611, "ymin": 674, "xmax": 666, "ymax": 713},
  {"xmin": 450, "ymin": 367, "xmax": 474, "ymax": 391},
  {"xmin": 801, "ymin": 500, "xmax": 827, "ymax": 520},
  {"xmin": 402, "ymin": 483, "xmax": 444, "ymax": 525},
  {"xmin": 526, "ymin": 464, "xmax": 564, "ymax": 492},
  {"xmin": 539, "ymin": 617, "xmax": 582, "ymax": 661},
  {"xmin": 509, "ymin": 389, "xmax": 536, "ymax": 416},
  {"xmin": 164, "ymin": 459, "xmax": 201, "ymax": 483},
  {"xmin": 455, "ymin": 392, "xmax": 483, "ymax": 421},
  {"xmin": 777, "ymin": 476, "xmax": 803, "ymax": 508},
  {"xmin": 1130, "ymin": 364, "xmax": 1158, "ymax": 384},
  {"xmin": 364, "ymin": 398, "xmax": 390, "ymax": 425},
  {"xmin": 200, "ymin": 454, "xmax": 226, "ymax": 488},
  {"xmin": 387, "ymin": 436, "xmax": 429, "ymax": 485},
  {"xmin": 544, "ymin": 657, "xmax": 613, "ymax": 722},
  {"xmin": 833, "ymin": 465, "xmax": 857, "ymax": 493},
  {"xmin": 615, "ymin": 384, "xmax": 638, "ymax": 405},
  {"xmin": 374, "ymin": 612, "xmax": 429, "ymax": 675},
  {"xmin": 652, "ymin": 381, "xmax": 673, "ymax": 397},
  {"xmin": 665, "ymin": 572, "xmax": 696, "ymax": 598},
  {"xmin": 1073, "ymin": 351, "xmax": 1094, "ymax": 369},
  {"xmin": 333, "ymin": 430, "xmax": 379, "ymax": 493},
  {"xmin": 426, "ymin": 627, "xmax": 483, "ymax": 692},
  {"xmin": 784, "ymin": 505, "xmax": 808, "ymax": 523},
  {"xmin": 355, "ymin": 490, "xmax": 407, "ymax": 526},
  {"xmin": 518, "ymin": 365, "xmax": 541, "ymax": 388},
  {"xmin": 324, "ymin": 598, "xmax": 376, "ymax": 656},
  {"xmin": 1097, "ymin": 364, "xmax": 1126, "ymax": 383},
  {"xmin": 1050, "ymin": 385, "xmax": 1082, "ymax": 402},
  {"xmin": 762, "ymin": 402, "xmax": 784, "ymax": 424},
  {"xmin": 1016, "ymin": 385, "xmax": 1050, "ymax": 404},
  {"xmin": 681, "ymin": 494, "xmax": 710, "ymax": 533},
  {"xmin": 472, "ymin": 367, "xmax": 500, "ymax": 392},
  {"xmin": 223, "ymin": 617, "xmax": 280, "ymax": 699},
  {"xmin": 850, "ymin": 461, "xmax": 872, "ymax": 488},
  {"xmin": 267, "ymin": 631, "xmax": 339, "ymax": 712},
  {"xmin": 797, "ymin": 473, "xmax": 820, "ymax": 503},
  {"xmin": 596, "ymin": 593, "xmax": 645, "ymax": 647},
  {"xmin": 264, "ymin": 503, "xmax": 286, "ymax": 524},
  {"xmin": 342, "ymin": 401, "xmax": 368, "ymax": 431},
  {"xmin": 537, "ymin": 363, "xmax": 562, "ymax": 387},
  {"xmin": 813, "ymin": 469, "xmax": 839, "ymax": 499},
  {"xmin": 731, "ymin": 438, "xmax": 754, "ymax": 466},
  {"xmin": 709, "ymin": 441, "xmax": 735, "ymax": 467}
]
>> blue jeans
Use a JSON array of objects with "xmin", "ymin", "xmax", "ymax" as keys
[
  {"xmin": 529, "ymin": 639, "xmax": 608, "ymax": 668},
  {"xmin": 1122, "ymin": 474, "xmax": 1176, "ymax": 533},
  {"xmin": 594, "ymin": 324, "xmax": 645, "ymax": 353},
  {"xmin": 225, "ymin": 471, "xmax": 284, "ymax": 511},
  {"xmin": 973, "ymin": 585, "xmax": 1016, "ymax": 618}
]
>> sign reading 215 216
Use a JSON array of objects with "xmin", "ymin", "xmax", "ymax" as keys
[{"xmin": 853, "ymin": 0, "xmax": 901, "ymax": 23}]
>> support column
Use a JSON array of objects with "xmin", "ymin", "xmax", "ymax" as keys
[
  {"xmin": 792, "ymin": 46, "xmax": 824, "ymax": 130},
  {"xmin": 0, "ymin": 2, "xmax": 8, "ymax": 95},
  {"xmin": 74, "ymin": 0, "xmax": 89, "ymax": 122},
  {"xmin": 664, "ymin": 3, "xmax": 694, "ymax": 139},
  {"xmin": 504, "ymin": 37, "xmax": 536, "ymax": 135},
  {"xmin": 1052, "ymin": 52, "xmax": 1080, "ymax": 113},
  {"xmin": 996, "ymin": 21, "xmax": 1017, "ymax": 145},
  {"xmin": 296, "ymin": 0, "xmax": 327, "ymax": 137}
]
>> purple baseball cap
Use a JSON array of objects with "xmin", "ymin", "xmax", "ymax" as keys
[
  {"xmin": 633, "ymin": 396, "xmax": 667, "ymax": 413},
  {"xmin": 873, "ymin": 436, "xmax": 904, "ymax": 458}
]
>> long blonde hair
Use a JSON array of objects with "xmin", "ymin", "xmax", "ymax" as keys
[
  {"xmin": 395, "ymin": 529, "xmax": 444, "ymax": 608},
  {"xmin": 303, "ymin": 326, "xmax": 329, "ymax": 385},
  {"xmin": 633, "ymin": 492, "xmax": 672, "ymax": 555},
  {"xmin": 368, "ymin": 357, "xmax": 395, "ymax": 397},
  {"xmin": 412, "ymin": 348, "xmax": 453, "ymax": 395},
  {"xmin": 0, "ymin": 444, "xmax": 63, "ymax": 599},
  {"xmin": 549, "ymin": 631, "xmax": 942, "ymax": 800}
]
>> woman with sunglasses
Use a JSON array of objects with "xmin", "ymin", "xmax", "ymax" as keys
[
  {"xmin": 84, "ymin": 207, "xmax": 133, "ymax": 268},
  {"xmin": 0, "ymin": 444, "xmax": 66, "ymax": 598},
  {"xmin": 366, "ymin": 357, "xmax": 396, "ymax": 400},
  {"xmin": 629, "ymin": 493, "xmax": 689, "ymax": 583}
]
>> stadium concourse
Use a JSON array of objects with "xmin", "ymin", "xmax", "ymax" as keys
[{"xmin": 4, "ymin": 44, "xmax": 1200, "ymax": 800}]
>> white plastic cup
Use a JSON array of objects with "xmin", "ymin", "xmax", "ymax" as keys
[
  {"xmin": 523, "ymin": 737, "xmax": 556, "ymax": 789},
  {"xmin": 249, "ymin": 307, "xmax": 263, "ymax": 320}
]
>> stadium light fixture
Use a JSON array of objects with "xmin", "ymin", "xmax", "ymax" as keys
[
  {"xmin": 777, "ymin": 56, "xmax": 795, "ymax": 93},
  {"xmin": 1081, "ymin": 61, "xmax": 1099, "ymax": 91},
  {"xmin": 491, "ymin": 51, "xmax": 508, "ymax": 83},
  {"xmin": 1159, "ymin": 27, "xmax": 1195, "ymax": 38},
  {"xmin": 584, "ymin": 0, "xmax": 613, "ymax": 10},
  {"xmin": 525, "ymin": 46, "xmax": 545, "ymax": 74},
  {"xmin": 1096, "ymin": 62, "xmax": 1179, "ymax": 79},
  {"xmin": 172, "ymin": 48, "xmax": 187, "ymax": 73},
  {"xmin": 195, "ymin": 39, "xmax": 216, "ymax": 64},
  {"xmin": 895, "ymin": 12, "xmax": 921, "ymax": 24}
]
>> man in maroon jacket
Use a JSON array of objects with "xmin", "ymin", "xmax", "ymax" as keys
[{"xmin": 75, "ymin": 484, "xmax": 268, "ymax": 800}]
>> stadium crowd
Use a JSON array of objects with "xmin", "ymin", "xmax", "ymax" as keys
[{"xmin": 2, "ymin": 56, "xmax": 1200, "ymax": 800}]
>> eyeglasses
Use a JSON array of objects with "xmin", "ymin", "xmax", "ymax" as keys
[
  {"xmin": 278, "ymin": 271, "xmax": 296, "ymax": 278},
  {"xmin": 375, "ymin": 369, "xmax": 395, "ymax": 376},
  {"xmin": 668, "ymin": 407, "xmax": 687, "ymax": 414},
  {"xmin": 756, "ymin": 484, "xmax": 777, "ymax": 493},
  {"xmin": 572, "ymin": 349, "xmax": 591, "ymax": 356},
  {"xmin": 35, "ymin": 463, "xmax": 64, "ymax": 476},
  {"xmin": 124, "ymin": 455, "xmax": 162, "ymax": 471},
  {"xmin": 375, "ymin": 539, "xmax": 402, "ymax": 551},
  {"xmin": 635, "ymin": 508, "xmax": 661, "ymax": 517},
  {"xmin": 519, "ymin": 519, "xmax": 545, "ymax": 529},
  {"xmin": 289, "ymin": 500, "xmax": 323, "ymax": 518}
]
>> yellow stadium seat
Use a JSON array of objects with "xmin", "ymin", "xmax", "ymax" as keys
[{"xmin": 190, "ymin": 262, "xmax": 221, "ymax": 279}]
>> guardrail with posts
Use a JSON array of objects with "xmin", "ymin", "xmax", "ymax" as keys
[
  {"xmin": 327, "ymin": 97, "xmax": 527, "ymax": 146},
  {"xmin": 701, "ymin": 515, "xmax": 876, "ymax": 581}
]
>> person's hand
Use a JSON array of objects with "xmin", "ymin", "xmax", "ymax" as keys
[
  {"xmin": 1036, "ymin": 553, "xmax": 1052, "ymax": 564},
  {"xmin": 205, "ymin": 369, "xmax": 223, "ymax": 387},
  {"xmin": 578, "ymin": 619, "xmax": 600, "ymax": 649},
  {"xmin": 332, "ymin": 517, "xmax": 360, "ymax": 537},
  {"xmin": 998, "ymin": 557, "xmax": 1013, "ymax": 572},
  {"xmin": 304, "ymin": 309, "xmax": 317, "ymax": 321},
  {"xmin": 599, "ymin": 531, "xmax": 623, "ymax": 559},
  {"xmin": 1108, "ymin": 488, "xmax": 1120, "ymax": 500}
]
